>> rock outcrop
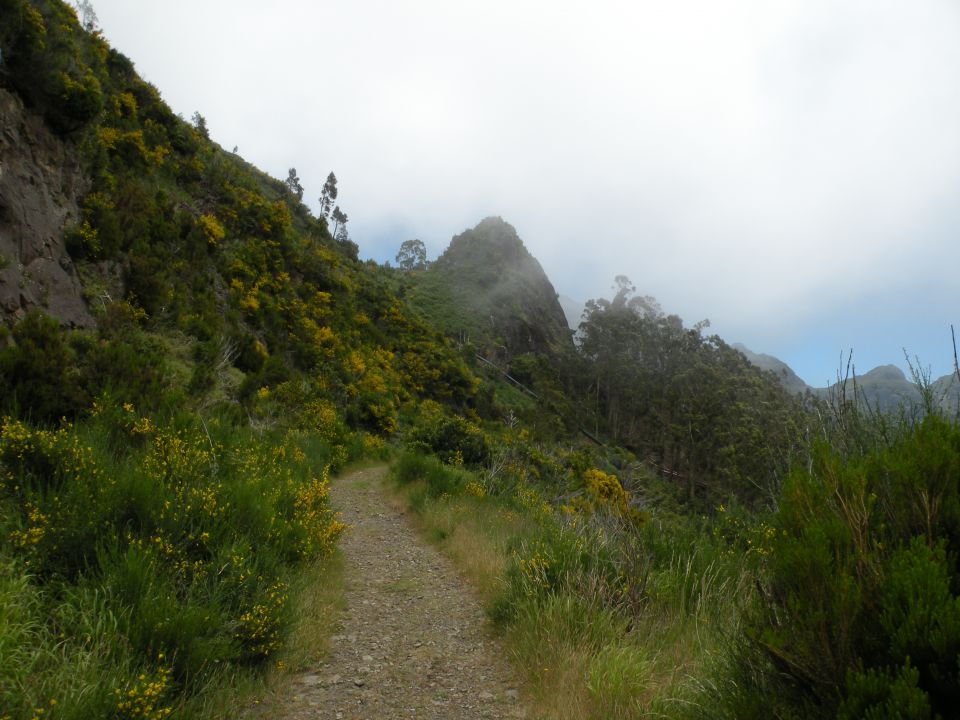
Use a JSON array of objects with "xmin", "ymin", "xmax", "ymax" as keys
[
  {"xmin": 0, "ymin": 87, "xmax": 92, "ymax": 328},
  {"xmin": 418, "ymin": 217, "xmax": 573, "ymax": 363}
]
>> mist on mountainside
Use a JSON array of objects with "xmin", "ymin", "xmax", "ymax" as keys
[
  {"xmin": 403, "ymin": 217, "xmax": 573, "ymax": 365},
  {"xmin": 558, "ymin": 295, "xmax": 585, "ymax": 333}
]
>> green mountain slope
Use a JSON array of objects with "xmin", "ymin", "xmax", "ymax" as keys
[
  {"xmin": 0, "ymin": 0, "xmax": 481, "ymax": 431},
  {"xmin": 0, "ymin": 3, "xmax": 494, "ymax": 715}
]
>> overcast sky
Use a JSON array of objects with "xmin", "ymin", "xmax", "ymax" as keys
[{"xmin": 90, "ymin": 0, "xmax": 960, "ymax": 386}]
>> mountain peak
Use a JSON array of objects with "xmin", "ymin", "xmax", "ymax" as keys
[
  {"xmin": 861, "ymin": 364, "xmax": 907, "ymax": 382},
  {"xmin": 412, "ymin": 218, "xmax": 572, "ymax": 362},
  {"xmin": 733, "ymin": 343, "xmax": 810, "ymax": 395},
  {"xmin": 437, "ymin": 216, "xmax": 526, "ymax": 270}
]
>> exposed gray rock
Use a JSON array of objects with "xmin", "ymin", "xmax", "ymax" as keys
[
  {"xmin": 0, "ymin": 87, "xmax": 93, "ymax": 328},
  {"xmin": 423, "ymin": 217, "xmax": 574, "ymax": 363}
]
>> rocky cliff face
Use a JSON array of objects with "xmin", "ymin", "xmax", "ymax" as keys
[
  {"xmin": 417, "ymin": 217, "xmax": 573, "ymax": 363},
  {"xmin": 0, "ymin": 87, "xmax": 92, "ymax": 328}
]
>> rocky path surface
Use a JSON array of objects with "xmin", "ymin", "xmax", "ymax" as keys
[{"xmin": 276, "ymin": 464, "xmax": 529, "ymax": 719}]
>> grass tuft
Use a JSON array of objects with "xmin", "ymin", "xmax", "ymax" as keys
[{"xmin": 389, "ymin": 450, "xmax": 751, "ymax": 719}]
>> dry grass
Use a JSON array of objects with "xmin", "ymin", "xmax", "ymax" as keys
[
  {"xmin": 390, "ymin": 481, "xmax": 524, "ymax": 600},
  {"xmin": 276, "ymin": 551, "xmax": 347, "ymax": 671},
  {"xmin": 508, "ymin": 602, "xmax": 723, "ymax": 720},
  {"xmin": 421, "ymin": 496, "xmax": 520, "ymax": 597},
  {"xmin": 391, "ymin": 470, "xmax": 735, "ymax": 720}
]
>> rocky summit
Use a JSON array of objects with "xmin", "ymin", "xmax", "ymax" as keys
[{"xmin": 410, "ymin": 216, "xmax": 572, "ymax": 364}]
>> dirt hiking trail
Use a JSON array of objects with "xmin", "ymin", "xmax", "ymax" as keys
[{"xmin": 274, "ymin": 464, "xmax": 530, "ymax": 719}]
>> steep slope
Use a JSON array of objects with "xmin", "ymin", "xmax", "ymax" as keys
[
  {"xmin": 0, "ymin": 0, "xmax": 480, "ymax": 430},
  {"xmin": 558, "ymin": 294, "xmax": 585, "ymax": 331},
  {"xmin": 409, "ymin": 217, "xmax": 573, "ymax": 364}
]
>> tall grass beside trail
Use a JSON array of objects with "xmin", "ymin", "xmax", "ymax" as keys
[
  {"xmin": 390, "ymin": 450, "xmax": 759, "ymax": 719},
  {"xmin": 0, "ymin": 404, "xmax": 354, "ymax": 720}
]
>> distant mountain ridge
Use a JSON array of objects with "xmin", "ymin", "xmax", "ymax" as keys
[
  {"xmin": 734, "ymin": 344, "xmax": 960, "ymax": 414},
  {"xmin": 732, "ymin": 343, "xmax": 810, "ymax": 396}
]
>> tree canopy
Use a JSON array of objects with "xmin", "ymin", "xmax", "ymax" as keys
[
  {"xmin": 396, "ymin": 238, "xmax": 427, "ymax": 271},
  {"xmin": 577, "ymin": 276, "xmax": 804, "ymax": 505}
]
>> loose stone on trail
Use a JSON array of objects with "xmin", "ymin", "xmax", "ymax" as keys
[{"xmin": 247, "ymin": 465, "xmax": 527, "ymax": 720}]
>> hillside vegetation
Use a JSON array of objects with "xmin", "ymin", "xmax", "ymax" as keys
[
  {"xmin": 3, "ymin": 2, "xmax": 960, "ymax": 718},
  {"xmin": 0, "ymin": 1, "xmax": 479, "ymax": 714}
]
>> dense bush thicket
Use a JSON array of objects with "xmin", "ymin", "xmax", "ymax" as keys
[
  {"xmin": 0, "ymin": 405, "xmax": 348, "ymax": 718},
  {"xmin": 0, "ymin": 306, "xmax": 168, "ymax": 423},
  {"xmin": 0, "ymin": 0, "xmax": 105, "ymax": 132},
  {"xmin": 0, "ymin": 0, "xmax": 481, "ymax": 435},
  {"xmin": 720, "ymin": 412, "xmax": 960, "ymax": 719}
]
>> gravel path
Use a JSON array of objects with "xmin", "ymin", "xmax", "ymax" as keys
[{"xmin": 276, "ymin": 464, "xmax": 529, "ymax": 720}]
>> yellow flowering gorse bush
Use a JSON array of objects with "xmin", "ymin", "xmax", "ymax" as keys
[
  {"xmin": 113, "ymin": 667, "xmax": 173, "ymax": 720},
  {"xmin": 0, "ymin": 400, "xmax": 352, "ymax": 713}
]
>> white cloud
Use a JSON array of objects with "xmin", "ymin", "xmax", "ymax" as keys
[{"xmin": 91, "ymin": 0, "xmax": 960, "ymax": 381}]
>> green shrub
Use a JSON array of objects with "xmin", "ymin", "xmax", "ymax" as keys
[
  {"xmin": 730, "ymin": 415, "xmax": 960, "ymax": 718},
  {"xmin": 404, "ymin": 400, "xmax": 491, "ymax": 466},
  {"xmin": 838, "ymin": 663, "xmax": 932, "ymax": 720},
  {"xmin": 78, "ymin": 333, "xmax": 168, "ymax": 414},
  {"xmin": 56, "ymin": 68, "xmax": 104, "ymax": 130},
  {"xmin": 392, "ymin": 451, "xmax": 464, "ymax": 499},
  {"xmin": 0, "ymin": 310, "xmax": 83, "ymax": 423},
  {"xmin": 0, "ymin": 408, "xmax": 345, "ymax": 712}
]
